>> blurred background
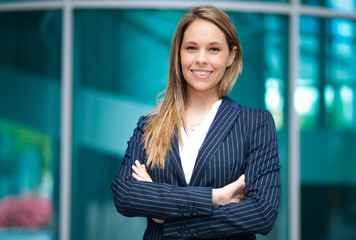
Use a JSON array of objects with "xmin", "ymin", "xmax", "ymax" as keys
[{"xmin": 0, "ymin": 0, "xmax": 355, "ymax": 240}]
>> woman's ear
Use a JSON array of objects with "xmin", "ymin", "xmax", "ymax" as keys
[{"xmin": 227, "ymin": 46, "xmax": 238, "ymax": 67}]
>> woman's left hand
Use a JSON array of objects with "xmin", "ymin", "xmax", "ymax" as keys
[
  {"xmin": 132, "ymin": 160, "xmax": 153, "ymax": 182},
  {"xmin": 212, "ymin": 174, "xmax": 246, "ymax": 206},
  {"xmin": 132, "ymin": 160, "xmax": 164, "ymax": 224}
]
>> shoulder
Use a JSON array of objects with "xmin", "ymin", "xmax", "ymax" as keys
[
  {"xmin": 223, "ymin": 96, "xmax": 275, "ymax": 125},
  {"xmin": 135, "ymin": 115, "xmax": 154, "ymax": 132}
]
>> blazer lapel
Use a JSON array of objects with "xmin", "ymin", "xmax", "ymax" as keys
[
  {"xmin": 169, "ymin": 129, "xmax": 188, "ymax": 186},
  {"xmin": 189, "ymin": 97, "xmax": 241, "ymax": 186}
]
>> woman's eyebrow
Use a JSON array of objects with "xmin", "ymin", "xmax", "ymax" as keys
[
  {"xmin": 182, "ymin": 41, "xmax": 224, "ymax": 45},
  {"xmin": 182, "ymin": 41, "xmax": 197, "ymax": 45},
  {"xmin": 209, "ymin": 41, "xmax": 224, "ymax": 45}
]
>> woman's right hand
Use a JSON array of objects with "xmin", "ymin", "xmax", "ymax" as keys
[{"xmin": 212, "ymin": 174, "xmax": 246, "ymax": 206}]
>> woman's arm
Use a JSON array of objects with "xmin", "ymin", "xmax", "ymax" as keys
[
  {"xmin": 111, "ymin": 110, "xmax": 280, "ymax": 238},
  {"xmin": 162, "ymin": 110, "xmax": 280, "ymax": 238},
  {"xmin": 131, "ymin": 161, "xmax": 164, "ymax": 224},
  {"xmin": 132, "ymin": 160, "xmax": 246, "ymax": 207},
  {"xmin": 110, "ymin": 116, "xmax": 213, "ymax": 219},
  {"xmin": 131, "ymin": 160, "xmax": 246, "ymax": 224}
]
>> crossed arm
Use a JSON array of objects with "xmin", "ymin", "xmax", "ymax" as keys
[
  {"xmin": 132, "ymin": 160, "xmax": 246, "ymax": 206},
  {"xmin": 132, "ymin": 160, "xmax": 246, "ymax": 223},
  {"xmin": 111, "ymin": 111, "xmax": 280, "ymax": 237}
]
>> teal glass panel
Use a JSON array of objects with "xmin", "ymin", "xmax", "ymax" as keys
[
  {"xmin": 0, "ymin": 11, "xmax": 61, "ymax": 240},
  {"xmin": 226, "ymin": 13, "xmax": 289, "ymax": 240},
  {"xmin": 302, "ymin": 0, "xmax": 356, "ymax": 12},
  {"xmin": 73, "ymin": 9, "xmax": 288, "ymax": 240},
  {"xmin": 299, "ymin": 16, "xmax": 356, "ymax": 240}
]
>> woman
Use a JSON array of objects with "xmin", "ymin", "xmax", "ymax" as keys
[{"xmin": 111, "ymin": 5, "xmax": 280, "ymax": 239}]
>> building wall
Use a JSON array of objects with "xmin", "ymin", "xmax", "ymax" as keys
[{"xmin": 0, "ymin": 1, "xmax": 355, "ymax": 240}]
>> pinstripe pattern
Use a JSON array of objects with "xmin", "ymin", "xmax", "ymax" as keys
[{"xmin": 111, "ymin": 96, "xmax": 280, "ymax": 239}]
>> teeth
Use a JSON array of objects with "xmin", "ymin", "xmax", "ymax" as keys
[{"xmin": 192, "ymin": 71, "xmax": 212, "ymax": 75}]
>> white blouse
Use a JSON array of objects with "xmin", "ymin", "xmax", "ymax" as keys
[{"xmin": 179, "ymin": 99, "xmax": 222, "ymax": 184}]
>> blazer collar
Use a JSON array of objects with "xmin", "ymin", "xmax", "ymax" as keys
[{"xmin": 169, "ymin": 96, "xmax": 242, "ymax": 186}]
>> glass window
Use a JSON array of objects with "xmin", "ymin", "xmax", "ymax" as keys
[
  {"xmin": 72, "ymin": 9, "xmax": 170, "ymax": 240},
  {"xmin": 0, "ymin": 11, "xmax": 62, "ymax": 240},
  {"xmin": 299, "ymin": 15, "xmax": 356, "ymax": 240},
  {"xmin": 73, "ymin": 9, "xmax": 288, "ymax": 240},
  {"xmin": 226, "ymin": 13, "xmax": 289, "ymax": 240},
  {"xmin": 73, "ymin": 9, "xmax": 182, "ymax": 104},
  {"xmin": 302, "ymin": 0, "xmax": 356, "ymax": 13}
]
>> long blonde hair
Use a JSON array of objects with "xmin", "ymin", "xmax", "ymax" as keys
[{"xmin": 143, "ymin": 6, "xmax": 243, "ymax": 169}]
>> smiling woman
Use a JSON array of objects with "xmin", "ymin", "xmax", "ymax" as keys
[
  {"xmin": 180, "ymin": 19, "xmax": 237, "ymax": 102},
  {"xmin": 110, "ymin": 5, "xmax": 280, "ymax": 240}
]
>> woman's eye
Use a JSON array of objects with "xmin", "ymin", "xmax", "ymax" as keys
[
  {"xmin": 209, "ymin": 47, "xmax": 220, "ymax": 52},
  {"xmin": 186, "ymin": 46, "xmax": 196, "ymax": 51}
]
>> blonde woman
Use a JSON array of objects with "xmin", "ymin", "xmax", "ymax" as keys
[{"xmin": 111, "ymin": 6, "xmax": 280, "ymax": 239}]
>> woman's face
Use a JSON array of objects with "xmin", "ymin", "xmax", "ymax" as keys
[{"xmin": 180, "ymin": 19, "xmax": 236, "ymax": 97}]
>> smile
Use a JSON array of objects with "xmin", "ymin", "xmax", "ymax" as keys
[{"xmin": 191, "ymin": 70, "xmax": 213, "ymax": 76}]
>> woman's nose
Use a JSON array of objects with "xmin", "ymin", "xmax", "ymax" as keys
[{"xmin": 196, "ymin": 51, "xmax": 208, "ymax": 65}]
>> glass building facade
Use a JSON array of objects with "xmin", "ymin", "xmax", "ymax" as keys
[{"xmin": 0, "ymin": 1, "xmax": 355, "ymax": 240}]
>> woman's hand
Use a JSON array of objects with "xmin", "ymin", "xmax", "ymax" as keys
[
  {"xmin": 212, "ymin": 174, "xmax": 246, "ymax": 206},
  {"xmin": 132, "ymin": 160, "xmax": 163, "ymax": 224},
  {"xmin": 132, "ymin": 160, "xmax": 152, "ymax": 182}
]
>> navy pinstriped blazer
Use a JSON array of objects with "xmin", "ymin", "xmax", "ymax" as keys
[{"xmin": 111, "ymin": 96, "xmax": 280, "ymax": 240}]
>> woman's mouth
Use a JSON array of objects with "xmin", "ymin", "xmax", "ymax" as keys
[{"xmin": 191, "ymin": 70, "xmax": 213, "ymax": 78}]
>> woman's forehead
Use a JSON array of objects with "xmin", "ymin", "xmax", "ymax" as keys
[{"xmin": 182, "ymin": 19, "xmax": 227, "ymax": 45}]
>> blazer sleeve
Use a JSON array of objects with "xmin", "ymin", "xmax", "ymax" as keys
[
  {"xmin": 163, "ymin": 110, "xmax": 281, "ymax": 238},
  {"xmin": 110, "ymin": 116, "xmax": 213, "ymax": 219}
]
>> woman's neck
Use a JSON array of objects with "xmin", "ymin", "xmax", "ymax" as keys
[
  {"xmin": 186, "ymin": 88, "xmax": 220, "ymax": 110},
  {"xmin": 185, "ymin": 89, "xmax": 221, "ymax": 127}
]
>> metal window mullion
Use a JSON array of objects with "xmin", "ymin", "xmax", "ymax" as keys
[
  {"xmin": 300, "ymin": 5, "xmax": 356, "ymax": 20},
  {"xmin": 288, "ymin": 0, "xmax": 301, "ymax": 240},
  {"xmin": 72, "ymin": 0, "xmax": 292, "ymax": 14},
  {"xmin": 1, "ymin": 1, "xmax": 356, "ymax": 19},
  {"xmin": 60, "ymin": 1, "xmax": 73, "ymax": 240},
  {"xmin": 0, "ymin": 1, "xmax": 62, "ymax": 12}
]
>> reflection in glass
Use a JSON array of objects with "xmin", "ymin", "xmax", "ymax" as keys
[
  {"xmin": 265, "ymin": 78, "xmax": 284, "ymax": 130},
  {"xmin": 302, "ymin": 0, "xmax": 356, "ymax": 12},
  {"xmin": 0, "ymin": 121, "xmax": 53, "ymax": 228},
  {"xmin": 339, "ymin": 85, "xmax": 354, "ymax": 126},
  {"xmin": 0, "ymin": 10, "xmax": 61, "ymax": 240},
  {"xmin": 299, "ymin": 15, "xmax": 356, "ymax": 240},
  {"xmin": 294, "ymin": 85, "xmax": 319, "ymax": 115},
  {"xmin": 299, "ymin": 16, "xmax": 356, "ymax": 130},
  {"xmin": 324, "ymin": 84, "xmax": 335, "ymax": 110}
]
